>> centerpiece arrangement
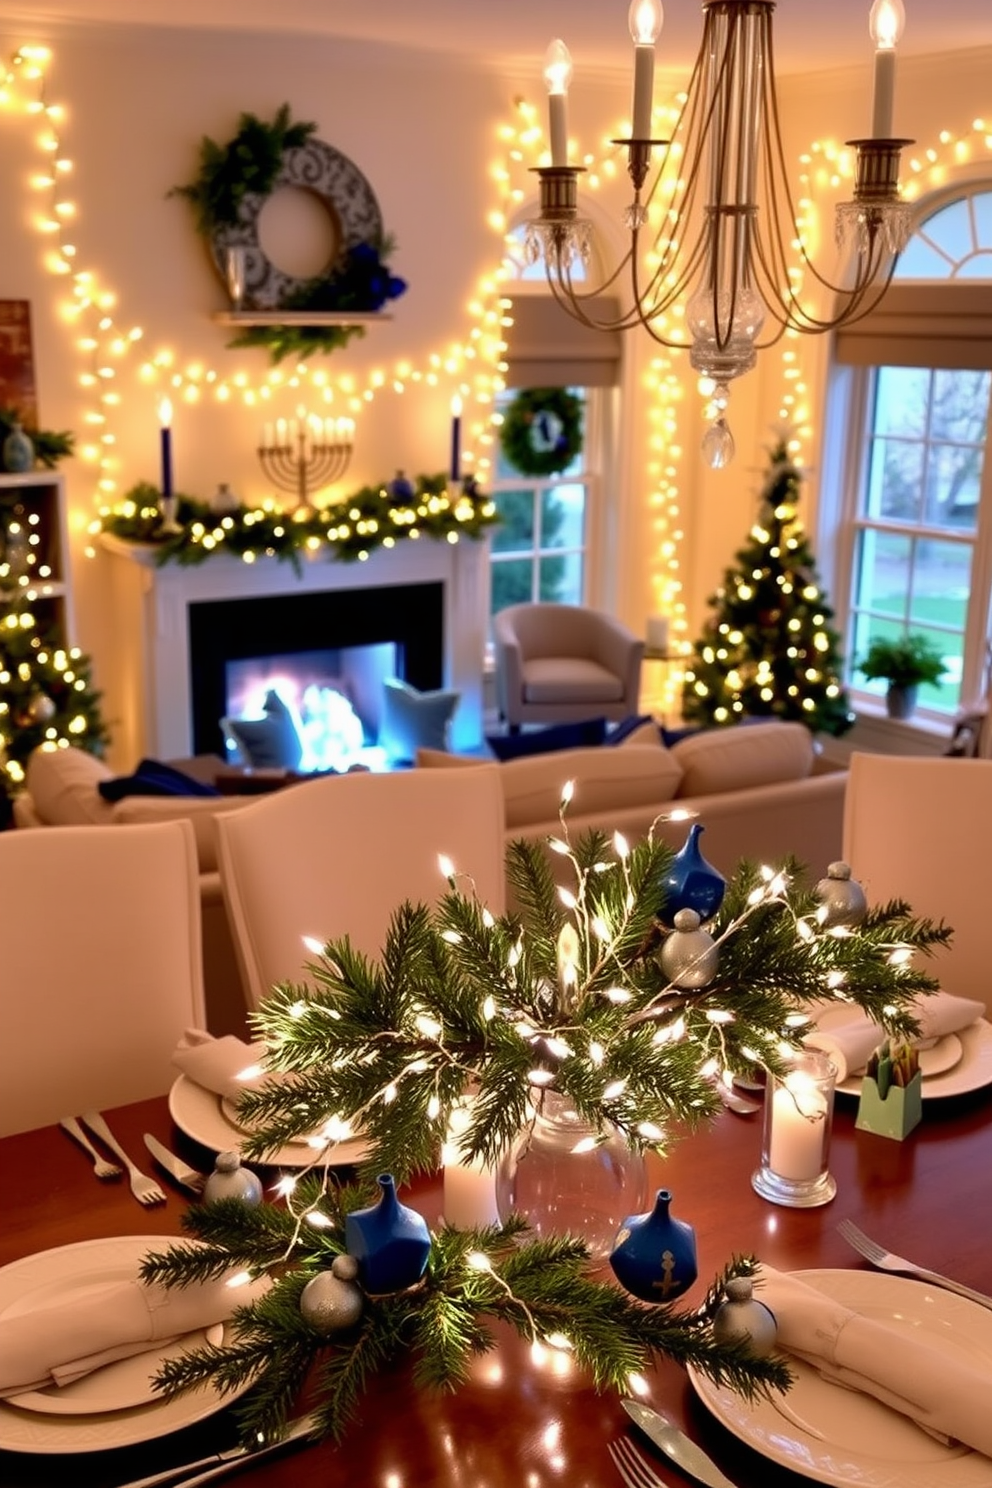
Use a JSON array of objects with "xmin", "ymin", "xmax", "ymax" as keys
[{"xmin": 145, "ymin": 807, "xmax": 950, "ymax": 1448}]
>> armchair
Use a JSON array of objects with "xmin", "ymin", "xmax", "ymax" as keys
[{"xmin": 493, "ymin": 602, "xmax": 644, "ymax": 732}]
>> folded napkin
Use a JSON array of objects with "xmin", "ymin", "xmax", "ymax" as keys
[
  {"xmin": 757, "ymin": 1265, "xmax": 992, "ymax": 1458},
  {"xmin": 0, "ymin": 1269, "xmax": 268, "ymax": 1397},
  {"xmin": 172, "ymin": 1029, "xmax": 276, "ymax": 1103},
  {"xmin": 803, "ymin": 993, "xmax": 984, "ymax": 1082}
]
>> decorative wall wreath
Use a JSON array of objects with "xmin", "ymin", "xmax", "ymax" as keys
[
  {"xmin": 170, "ymin": 105, "xmax": 406, "ymax": 363},
  {"xmin": 499, "ymin": 388, "xmax": 583, "ymax": 477}
]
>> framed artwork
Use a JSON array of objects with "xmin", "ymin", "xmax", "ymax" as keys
[{"xmin": 0, "ymin": 301, "xmax": 37, "ymax": 426}]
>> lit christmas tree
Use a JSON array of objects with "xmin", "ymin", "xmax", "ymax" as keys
[
  {"xmin": 0, "ymin": 604, "xmax": 109, "ymax": 810},
  {"xmin": 681, "ymin": 438, "xmax": 853, "ymax": 736}
]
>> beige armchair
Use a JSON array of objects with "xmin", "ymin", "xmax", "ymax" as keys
[{"xmin": 493, "ymin": 602, "xmax": 644, "ymax": 732}]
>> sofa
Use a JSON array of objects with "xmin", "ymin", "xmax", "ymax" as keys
[
  {"xmin": 417, "ymin": 720, "xmax": 847, "ymax": 890},
  {"xmin": 13, "ymin": 747, "xmax": 251, "ymax": 1038}
]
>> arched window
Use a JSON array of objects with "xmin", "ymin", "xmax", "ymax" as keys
[{"xmin": 823, "ymin": 184, "xmax": 992, "ymax": 724}]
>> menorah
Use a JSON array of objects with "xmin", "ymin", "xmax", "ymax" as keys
[{"xmin": 257, "ymin": 415, "xmax": 355, "ymax": 511}]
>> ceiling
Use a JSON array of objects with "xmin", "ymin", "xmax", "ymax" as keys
[{"xmin": 5, "ymin": 0, "xmax": 992, "ymax": 78}]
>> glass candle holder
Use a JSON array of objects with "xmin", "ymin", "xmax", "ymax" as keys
[
  {"xmin": 225, "ymin": 246, "xmax": 246, "ymax": 310},
  {"xmin": 752, "ymin": 1050, "xmax": 837, "ymax": 1208}
]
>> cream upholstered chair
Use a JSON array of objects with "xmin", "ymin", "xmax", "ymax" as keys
[
  {"xmin": 842, "ymin": 752, "xmax": 992, "ymax": 1014},
  {"xmin": 216, "ymin": 766, "xmax": 507, "ymax": 1010},
  {"xmin": 0, "ymin": 819, "xmax": 205, "ymax": 1137},
  {"xmin": 493, "ymin": 602, "xmax": 644, "ymax": 732}
]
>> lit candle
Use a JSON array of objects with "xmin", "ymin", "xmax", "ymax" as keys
[
  {"xmin": 868, "ymin": 0, "xmax": 904, "ymax": 137},
  {"xmin": 276, "ymin": 417, "xmax": 287, "ymax": 446},
  {"xmin": 442, "ymin": 1101, "xmax": 500, "ymax": 1229},
  {"xmin": 449, "ymin": 395, "xmax": 463, "ymax": 482},
  {"xmin": 158, "ymin": 398, "xmax": 173, "ymax": 499},
  {"xmin": 543, "ymin": 38, "xmax": 572, "ymax": 168},
  {"xmin": 629, "ymin": 0, "xmax": 663, "ymax": 142},
  {"xmin": 768, "ymin": 1069, "xmax": 829, "ymax": 1181}
]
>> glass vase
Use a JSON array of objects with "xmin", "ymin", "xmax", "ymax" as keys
[{"xmin": 494, "ymin": 1091, "xmax": 647, "ymax": 1261}]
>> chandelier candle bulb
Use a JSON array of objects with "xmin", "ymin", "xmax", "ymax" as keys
[
  {"xmin": 629, "ymin": 0, "xmax": 663, "ymax": 142},
  {"xmin": 869, "ymin": 0, "xmax": 904, "ymax": 137},
  {"xmin": 543, "ymin": 39, "xmax": 572, "ymax": 167},
  {"xmin": 158, "ymin": 398, "xmax": 173, "ymax": 499}
]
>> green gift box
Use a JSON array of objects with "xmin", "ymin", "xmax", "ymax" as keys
[{"xmin": 855, "ymin": 1069, "xmax": 923, "ymax": 1140}]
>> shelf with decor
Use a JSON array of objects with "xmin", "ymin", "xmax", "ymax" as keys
[
  {"xmin": 211, "ymin": 312, "xmax": 393, "ymax": 327},
  {"xmin": 0, "ymin": 470, "xmax": 73, "ymax": 638}
]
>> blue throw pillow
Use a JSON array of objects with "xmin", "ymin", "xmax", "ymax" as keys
[
  {"xmin": 99, "ymin": 758, "xmax": 222, "ymax": 801},
  {"xmin": 605, "ymin": 714, "xmax": 658, "ymax": 746},
  {"xmin": 380, "ymin": 678, "xmax": 460, "ymax": 764},
  {"xmin": 487, "ymin": 716, "xmax": 608, "ymax": 762},
  {"xmin": 221, "ymin": 689, "xmax": 303, "ymax": 770}
]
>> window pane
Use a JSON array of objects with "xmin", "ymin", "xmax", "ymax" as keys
[
  {"xmin": 865, "ymin": 436, "xmax": 925, "ymax": 521},
  {"xmin": 539, "ymin": 550, "xmax": 583, "ymax": 604},
  {"xmin": 875, "ymin": 367, "xmax": 930, "ymax": 438},
  {"xmin": 971, "ymin": 192, "xmax": 992, "ymax": 249},
  {"xmin": 491, "ymin": 558, "xmax": 535, "ymax": 613},
  {"xmin": 895, "ymin": 235, "xmax": 952, "ymax": 279},
  {"xmin": 540, "ymin": 483, "xmax": 586, "ymax": 549},
  {"xmin": 924, "ymin": 369, "xmax": 990, "ymax": 531},
  {"xmin": 908, "ymin": 537, "xmax": 972, "ymax": 632},
  {"xmin": 853, "ymin": 529, "xmax": 911, "ymax": 620},
  {"xmin": 918, "ymin": 197, "xmax": 974, "ymax": 262},
  {"xmin": 491, "ymin": 489, "xmax": 536, "ymax": 552}
]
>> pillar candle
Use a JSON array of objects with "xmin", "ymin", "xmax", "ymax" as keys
[
  {"xmin": 768, "ymin": 1071, "xmax": 828, "ymax": 1181},
  {"xmin": 450, "ymin": 396, "xmax": 462, "ymax": 482},
  {"xmin": 442, "ymin": 1101, "xmax": 499, "ymax": 1229},
  {"xmin": 158, "ymin": 398, "xmax": 173, "ymax": 499}
]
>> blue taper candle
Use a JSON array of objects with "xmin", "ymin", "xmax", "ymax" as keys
[
  {"xmin": 450, "ymin": 395, "xmax": 462, "ymax": 482},
  {"xmin": 158, "ymin": 398, "xmax": 173, "ymax": 498}
]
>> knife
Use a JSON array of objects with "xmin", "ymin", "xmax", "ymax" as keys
[
  {"xmin": 622, "ymin": 1400, "xmax": 739, "ymax": 1488},
  {"xmin": 120, "ymin": 1412, "xmax": 322, "ymax": 1488},
  {"xmin": 143, "ymin": 1133, "xmax": 207, "ymax": 1196}
]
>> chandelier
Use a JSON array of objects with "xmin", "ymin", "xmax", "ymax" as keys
[{"xmin": 525, "ymin": 0, "xmax": 912, "ymax": 467}]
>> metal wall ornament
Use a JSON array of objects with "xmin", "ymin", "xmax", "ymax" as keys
[{"xmin": 209, "ymin": 135, "xmax": 384, "ymax": 312}]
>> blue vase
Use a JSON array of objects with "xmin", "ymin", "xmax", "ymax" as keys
[
  {"xmin": 609, "ymin": 1188, "xmax": 698, "ymax": 1303},
  {"xmin": 344, "ymin": 1173, "xmax": 431, "ymax": 1294},
  {"xmin": 659, "ymin": 823, "xmax": 725, "ymax": 925},
  {"xmin": 2, "ymin": 423, "xmax": 34, "ymax": 474}
]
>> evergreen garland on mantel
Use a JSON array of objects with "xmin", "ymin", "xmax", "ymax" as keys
[
  {"xmin": 144, "ymin": 816, "xmax": 951, "ymax": 1449},
  {"xmin": 98, "ymin": 472, "xmax": 498, "ymax": 570}
]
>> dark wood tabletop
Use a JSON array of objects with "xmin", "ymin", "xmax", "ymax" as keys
[{"xmin": 1, "ymin": 1083, "xmax": 990, "ymax": 1488}]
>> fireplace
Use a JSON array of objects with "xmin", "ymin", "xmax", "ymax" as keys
[
  {"xmin": 100, "ymin": 534, "xmax": 488, "ymax": 766},
  {"xmin": 188, "ymin": 582, "xmax": 444, "ymax": 761}
]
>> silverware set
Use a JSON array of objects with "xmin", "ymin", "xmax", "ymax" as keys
[{"xmin": 59, "ymin": 1112, "xmax": 206, "ymax": 1206}]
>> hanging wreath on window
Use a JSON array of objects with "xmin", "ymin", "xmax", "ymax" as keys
[
  {"xmin": 499, "ymin": 388, "xmax": 583, "ymax": 477},
  {"xmin": 169, "ymin": 104, "xmax": 407, "ymax": 363}
]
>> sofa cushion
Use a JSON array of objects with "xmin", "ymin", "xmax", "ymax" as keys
[
  {"xmin": 610, "ymin": 718, "xmax": 662, "ymax": 748},
  {"xmin": 487, "ymin": 717, "xmax": 607, "ymax": 761},
  {"xmin": 25, "ymin": 746, "xmax": 115, "ymax": 825},
  {"xmin": 671, "ymin": 721, "xmax": 814, "ymax": 798},
  {"xmin": 500, "ymin": 746, "xmax": 682, "ymax": 830},
  {"xmin": 98, "ymin": 757, "xmax": 222, "ymax": 802},
  {"xmin": 380, "ymin": 678, "xmax": 461, "ymax": 764},
  {"xmin": 111, "ymin": 795, "xmax": 251, "ymax": 874},
  {"xmin": 522, "ymin": 657, "xmax": 624, "ymax": 706},
  {"xmin": 604, "ymin": 714, "xmax": 658, "ymax": 746},
  {"xmin": 222, "ymin": 689, "xmax": 302, "ymax": 770}
]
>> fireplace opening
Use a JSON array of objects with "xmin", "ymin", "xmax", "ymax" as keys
[{"xmin": 188, "ymin": 581, "xmax": 444, "ymax": 764}]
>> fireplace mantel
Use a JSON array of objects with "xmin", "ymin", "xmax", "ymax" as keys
[{"xmin": 100, "ymin": 533, "xmax": 490, "ymax": 764}]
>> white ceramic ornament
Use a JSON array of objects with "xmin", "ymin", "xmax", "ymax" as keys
[
  {"xmin": 816, "ymin": 861, "xmax": 867, "ymax": 929},
  {"xmin": 712, "ymin": 1275, "xmax": 778, "ymax": 1357},
  {"xmin": 300, "ymin": 1260, "xmax": 364, "ymax": 1334},
  {"xmin": 660, "ymin": 908, "xmax": 718, "ymax": 989}
]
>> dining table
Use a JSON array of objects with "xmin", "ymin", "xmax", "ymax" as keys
[{"xmin": 1, "ymin": 1078, "xmax": 990, "ymax": 1488}]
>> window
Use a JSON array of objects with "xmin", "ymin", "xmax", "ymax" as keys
[
  {"xmin": 826, "ymin": 186, "xmax": 992, "ymax": 719},
  {"xmin": 489, "ymin": 387, "xmax": 591, "ymax": 617}
]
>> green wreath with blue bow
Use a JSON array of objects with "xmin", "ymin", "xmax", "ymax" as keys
[{"xmin": 500, "ymin": 388, "xmax": 583, "ymax": 477}]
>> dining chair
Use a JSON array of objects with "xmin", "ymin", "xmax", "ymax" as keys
[
  {"xmin": 842, "ymin": 751, "xmax": 992, "ymax": 1014},
  {"xmin": 215, "ymin": 765, "xmax": 507, "ymax": 1009},
  {"xmin": 0, "ymin": 819, "xmax": 205, "ymax": 1137}
]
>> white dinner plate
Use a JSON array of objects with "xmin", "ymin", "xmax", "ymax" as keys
[
  {"xmin": 0, "ymin": 1236, "xmax": 249, "ymax": 1453},
  {"xmin": 810, "ymin": 1009, "xmax": 992, "ymax": 1100},
  {"xmin": 689, "ymin": 1269, "xmax": 992, "ymax": 1488},
  {"xmin": 169, "ymin": 1074, "xmax": 367, "ymax": 1169}
]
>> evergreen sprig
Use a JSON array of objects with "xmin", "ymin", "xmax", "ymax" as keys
[
  {"xmin": 99, "ymin": 471, "xmax": 499, "ymax": 569},
  {"xmin": 142, "ymin": 1200, "xmax": 791, "ymax": 1446},
  {"xmin": 235, "ymin": 824, "xmax": 951, "ymax": 1180},
  {"xmin": 169, "ymin": 105, "xmax": 317, "ymax": 234}
]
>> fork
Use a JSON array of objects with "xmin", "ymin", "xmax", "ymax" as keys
[
  {"xmin": 838, "ymin": 1218, "xmax": 992, "ymax": 1313},
  {"xmin": 80, "ymin": 1111, "xmax": 166, "ymax": 1207},
  {"xmin": 609, "ymin": 1439, "xmax": 666, "ymax": 1488},
  {"xmin": 59, "ymin": 1116, "xmax": 122, "ymax": 1180}
]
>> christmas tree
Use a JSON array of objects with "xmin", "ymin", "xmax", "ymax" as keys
[
  {"xmin": 681, "ymin": 439, "xmax": 853, "ymax": 736},
  {"xmin": 0, "ymin": 604, "xmax": 109, "ymax": 808}
]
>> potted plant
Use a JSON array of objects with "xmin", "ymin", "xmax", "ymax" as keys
[{"xmin": 858, "ymin": 633, "xmax": 948, "ymax": 719}]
